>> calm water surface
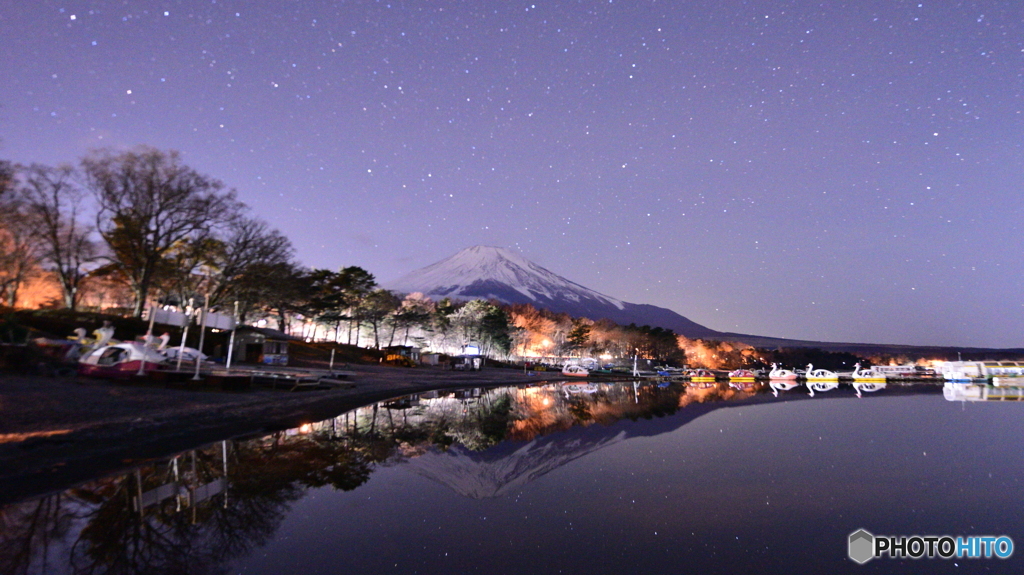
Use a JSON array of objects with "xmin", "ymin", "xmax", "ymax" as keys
[{"xmin": 2, "ymin": 381, "xmax": 1022, "ymax": 574}]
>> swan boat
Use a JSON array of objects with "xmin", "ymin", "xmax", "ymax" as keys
[
  {"xmin": 804, "ymin": 364, "xmax": 839, "ymax": 396},
  {"xmin": 851, "ymin": 363, "xmax": 887, "ymax": 383},
  {"xmin": 804, "ymin": 363, "xmax": 839, "ymax": 383},
  {"xmin": 768, "ymin": 363, "xmax": 799, "ymax": 380}
]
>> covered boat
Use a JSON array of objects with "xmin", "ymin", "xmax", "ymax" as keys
[
  {"xmin": 78, "ymin": 342, "xmax": 169, "ymax": 379},
  {"xmin": 688, "ymin": 369, "xmax": 717, "ymax": 383},
  {"xmin": 562, "ymin": 364, "xmax": 589, "ymax": 377},
  {"xmin": 728, "ymin": 369, "xmax": 756, "ymax": 384}
]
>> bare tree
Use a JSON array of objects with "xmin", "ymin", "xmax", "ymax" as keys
[
  {"xmin": 82, "ymin": 147, "xmax": 239, "ymax": 317},
  {"xmin": 208, "ymin": 215, "xmax": 294, "ymax": 309},
  {"xmin": 18, "ymin": 164, "xmax": 97, "ymax": 310},
  {"xmin": 0, "ymin": 163, "xmax": 41, "ymax": 307}
]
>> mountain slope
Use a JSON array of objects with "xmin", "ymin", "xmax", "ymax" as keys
[{"xmin": 388, "ymin": 246, "xmax": 721, "ymax": 338}]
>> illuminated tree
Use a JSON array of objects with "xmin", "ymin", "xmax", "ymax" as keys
[
  {"xmin": 0, "ymin": 162, "xmax": 41, "ymax": 307},
  {"xmin": 17, "ymin": 164, "xmax": 97, "ymax": 310},
  {"xmin": 82, "ymin": 147, "xmax": 239, "ymax": 317}
]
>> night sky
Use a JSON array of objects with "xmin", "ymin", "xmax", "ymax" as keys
[{"xmin": 2, "ymin": 1, "xmax": 1022, "ymax": 348}]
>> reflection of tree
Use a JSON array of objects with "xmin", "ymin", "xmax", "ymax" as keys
[
  {"xmin": 0, "ymin": 430, "xmax": 380, "ymax": 575},
  {"xmin": 0, "ymin": 494, "xmax": 77, "ymax": 575},
  {"xmin": 565, "ymin": 396, "xmax": 593, "ymax": 424},
  {"xmin": 67, "ymin": 447, "xmax": 296, "ymax": 575},
  {"xmin": 466, "ymin": 393, "xmax": 514, "ymax": 450},
  {"xmin": 236, "ymin": 434, "xmax": 373, "ymax": 493},
  {"xmin": 0, "ymin": 381, "xmax": 774, "ymax": 574}
]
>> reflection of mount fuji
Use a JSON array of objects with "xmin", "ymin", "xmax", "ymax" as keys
[
  {"xmin": 400, "ymin": 386, "xmax": 938, "ymax": 499},
  {"xmin": 401, "ymin": 397, "xmax": 741, "ymax": 499},
  {"xmin": 403, "ymin": 430, "xmax": 628, "ymax": 499}
]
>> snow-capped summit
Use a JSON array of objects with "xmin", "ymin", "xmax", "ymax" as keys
[
  {"xmin": 387, "ymin": 246, "xmax": 721, "ymax": 338},
  {"xmin": 389, "ymin": 246, "xmax": 625, "ymax": 310}
]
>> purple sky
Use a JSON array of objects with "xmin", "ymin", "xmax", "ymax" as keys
[{"xmin": 2, "ymin": 1, "xmax": 1022, "ymax": 348}]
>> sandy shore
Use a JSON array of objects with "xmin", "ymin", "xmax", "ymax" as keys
[{"xmin": 0, "ymin": 365, "xmax": 558, "ymax": 506}]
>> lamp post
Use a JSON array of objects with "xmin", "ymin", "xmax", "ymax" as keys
[
  {"xmin": 137, "ymin": 302, "xmax": 157, "ymax": 377},
  {"xmin": 176, "ymin": 298, "xmax": 194, "ymax": 372},
  {"xmin": 193, "ymin": 292, "xmax": 209, "ymax": 380},
  {"xmin": 226, "ymin": 301, "xmax": 239, "ymax": 370}
]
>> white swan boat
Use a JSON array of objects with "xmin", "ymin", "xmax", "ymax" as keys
[
  {"xmin": 851, "ymin": 363, "xmax": 886, "ymax": 383},
  {"xmin": 805, "ymin": 363, "xmax": 838, "ymax": 382},
  {"xmin": 804, "ymin": 364, "xmax": 839, "ymax": 396},
  {"xmin": 768, "ymin": 363, "xmax": 799, "ymax": 380}
]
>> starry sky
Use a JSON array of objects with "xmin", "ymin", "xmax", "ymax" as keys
[{"xmin": 2, "ymin": 0, "xmax": 1022, "ymax": 348}]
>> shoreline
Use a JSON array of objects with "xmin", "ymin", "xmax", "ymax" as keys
[{"xmin": 0, "ymin": 365, "xmax": 559, "ymax": 507}]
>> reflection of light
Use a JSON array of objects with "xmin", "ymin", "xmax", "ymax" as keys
[
  {"xmin": 542, "ymin": 398, "xmax": 550, "ymax": 406},
  {"xmin": 298, "ymin": 423, "xmax": 313, "ymax": 434},
  {"xmin": 599, "ymin": 353, "xmax": 612, "ymax": 360}
]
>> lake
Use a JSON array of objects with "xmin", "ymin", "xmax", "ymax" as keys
[{"xmin": 2, "ymin": 381, "xmax": 1022, "ymax": 574}]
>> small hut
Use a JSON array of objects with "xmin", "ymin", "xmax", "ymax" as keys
[{"xmin": 232, "ymin": 327, "xmax": 297, "ymax": 366}]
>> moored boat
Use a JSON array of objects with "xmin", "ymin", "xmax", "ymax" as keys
[
  {"xmin": 78, "ymin": 342, "xmax": 169, "ymax": 379},
  {"xmin": 851, "ymin": 363, "xmax": 886, "ymax": 383},
  {"xmin": 687, "ymin": 369, "xmax": 717, "ymax": 383},
  {"xmin": 728, "ymin": 369, "xmax": 755, "ymax": 383},
  {"xmin": 805, "ymin": 363, "xmax": 838, "ymax": 383},
  {"xmin": 562, "ymin": 364, "xmax": 589, "ymax": 377},
  {"xmin": 768, "ymin": 363, "xmax": 799, "ymax": 380}
]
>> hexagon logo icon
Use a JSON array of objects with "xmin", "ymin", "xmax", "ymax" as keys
[{"xmin": 848, "ymin": 529, "xmax": 875, "ymax": 564}]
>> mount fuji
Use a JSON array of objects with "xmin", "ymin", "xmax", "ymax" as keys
[
  {"xmin": 387, "ymin": 246, "xmax": 1024, "ymax": 355},
  {"xmin": 388, "ymin": 246, "xmax": 721, "ymax": 338}
]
